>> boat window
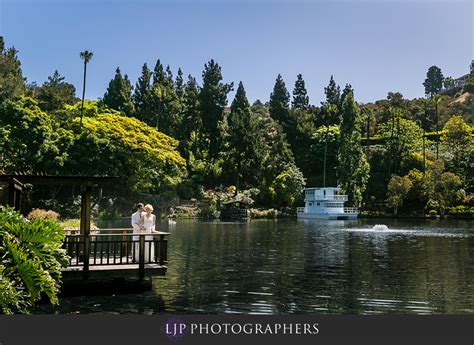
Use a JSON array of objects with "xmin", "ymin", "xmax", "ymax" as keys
[
  {"xmin": 317, "ymin": 203, "xmax": 320, "ymax": 206},
  {"xmin": 309, "ymin": 202, "xmax": 312, "ymax": 206},
  {"xmin": 323, "ymin": 190, "xmax": 326, "ymax": 196}
]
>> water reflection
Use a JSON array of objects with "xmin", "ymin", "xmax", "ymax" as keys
[{"xmin": 37, "ymin": 218, "xmax": 474, "ymax": 314}]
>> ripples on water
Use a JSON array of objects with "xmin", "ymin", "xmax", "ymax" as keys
[{"xmin": 38, "ymin": 218, "xmax": 474, "ymax": 315}]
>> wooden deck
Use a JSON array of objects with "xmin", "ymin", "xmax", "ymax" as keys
[
  {"xmin": 62, "ymin": 262, "xmax": 167, "ymax": 280},
  {"xmin": 62, "ymin": 229, "xmax": 170, "ymax": 281}
]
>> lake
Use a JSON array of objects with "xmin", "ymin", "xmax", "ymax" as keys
[{"xmin": 37, "ymin": 218, "xmax": 474, "ymax": 315}]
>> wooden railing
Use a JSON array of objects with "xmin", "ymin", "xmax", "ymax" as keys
[{"xmin": 63, "ymin": 228, "xmax": 169, "ymax": 279}]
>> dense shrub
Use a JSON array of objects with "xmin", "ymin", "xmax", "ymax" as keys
[
  {"xmin": 27, "ymin": 208, "xmax": 59, "ymax": 220},
  {"xmin": 0, "ymin": 207, "xmax": 68, "ymax": 314},
  {"xmin": 249, "ymin": 208, "xmax": 278, "ymax": 219}
]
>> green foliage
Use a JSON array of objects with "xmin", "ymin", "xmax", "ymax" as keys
[
  {"xmin": 337, "ymin": 91, "xmax": 370, "ymax": 206},
  {"xmin": 0, "ymin": 207, "xmax": 68, "ymax": 314},
  {"xmin": 102, "ymin": 67, "xmax": 134, "ymax": 115},
  {"xmin": 423, "ymin": 160, "xmax": 465, "ymax": 215},
  {"xmin": 132, "ymin": 63, "xmax": 153, "ymax": 122},
  {"xmin": 309, "ymin": 124, "xmax": 340, "ymax": 186},
  {"xmin": 76, "ymin": 112, "xmax": 186, "ymax": 192},
  {"xmin": 0, "ymin": 36, "xmax": 26, "ymax": 103},
  {"xmin": 226, "ymin": 81, "xmax": 263, "ymax": 189},
  {"xmin": 34, "ymin": 70, "xmax": 77, "ymax": 112},
  {"xmin": 423, "ymin": 65, "xmax": 444, "ymax": 96},
  {"xmin": 269, "ymin": 164, "xmax": 305, "ymax": 207},
  {"xmin": 379, "ymin": 112, "xmax": 424, "ymax": 175},
  {"xmin": 386, "ymin": 175, "xmax": 412, "ymax": 215},
  {"xmin": 269, "ymin": 74, "xmax": 290, "ymax": 124},
  {"xmin": 249, "ymin": 208, "xmax": 278, "ymax": 219},
  {"xmin": 292, "ymin": 74, "xmax": 310, "ymax": 110},
  {"xmin": 199, "ymin": 59, "xmax": 233, "ymax": 158},
  {"xmin": 0, "ymin": 97, "xmax": 73, "ymax": 173}
]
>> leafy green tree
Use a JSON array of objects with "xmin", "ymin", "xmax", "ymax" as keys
[
  {"xmin": 337, "ymin": 91, "xmax": 370, "ymax": 206},
  {"xmin": 35, "ymin": 70, "xmax": 77, "ymax": 112},
  {"xmin": 269, "ymin": 163, "xmax": 305, "ymax": 207},
  {"xmin": 227, "ymin": 81, "xmax": 262, "ymax": 190},
  {"xmin": 79, "ymin": 50, "xmax": 93, "ymax": 127},
  {"xmin": 423, "ymin": 161, "xmax": 465, "ymax": 216},
  {"xmin": 379, "ymin": 115, "xmax": 423, "ymax": 175},
  {"xmin": 0, "ymin": 36, "xmax": 26, "ymax": 103},
  {"xmin": 269, "ymin": 74, "xmax": 291, "ymax": 124},
  {"xmin": 386, "ymin": 175, "xmax": 412, "ymax": 215},
  {"xmin": 443, "ymin": 76, "xmax": 455, "ymax": 89},
  {"xmin": 73, "ymin": 112, "xmax": 186, "ymax": 193},
  {"xmin": 0, "ymin": 98, "xmax": 73, "ymax": 173},
  {"xmin": 291, "ymin": 74, "xmax": 310, "ymax": 110},
  {"xmin": 102, "ymin": 67, "xmax": 134, "ymax": 115},
  {"xmin": 309, "ymin": 124, "xmax": 340, "ymax": 187},
  {"xmin": 423, "ymin": 65, "xmax": 444, "ymax": 96},
  {"xmin": 199, "ymin": 59, "xmax": 233, "ymax": 158},
  {"xmin": 441, "ymin": 115, "xmax": 474, "ymax": 189},
  {"xmin": 132, "ymin": 63, "xmax": 153, "ymax": 122}
]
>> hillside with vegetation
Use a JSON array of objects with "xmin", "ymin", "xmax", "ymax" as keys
[{"xmin": 0, "ymin": 36, "xmax": 472, "ymax": 218}]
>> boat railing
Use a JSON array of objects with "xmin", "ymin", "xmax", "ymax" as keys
[
  {"xmin": 305, "ymin": 195, "xmax": 348, "ymax": 201},
  {"xmin": 344, "ymin": 207, "xmax": 358, "ymax": 213}
]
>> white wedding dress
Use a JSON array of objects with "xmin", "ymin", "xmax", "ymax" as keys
[
  {"xmin": 133, "ymin": 212, "xmax": 155, "ymax": 263},
  {"xmin": 142, "ymin": 213, "xmax": 155, "ymax": 262}
]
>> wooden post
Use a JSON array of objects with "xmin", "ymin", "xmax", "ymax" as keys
[
  {"xmin": 80, "ymin": 184, "xmax": 92, "ymax": 279},
  {"xmin": 8, "ymin": 178, "xmax": 23, "ymax": 212},
  {"xmin": 138, "ymin": 234, "xmax": 145, "ymax": 280},
  {"xmin": 159, "ymin": 234, "xmax": 167, "ymax": 265}
]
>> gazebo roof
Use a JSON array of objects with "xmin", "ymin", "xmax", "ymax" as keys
[{"xmin": 0, "ymin": 174, "xmax": 118, "ymax": 186}]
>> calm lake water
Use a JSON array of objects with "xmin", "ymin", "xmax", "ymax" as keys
[{"xmin": 37, "ymin": 218, "xmax": 474, "ymax": 315}]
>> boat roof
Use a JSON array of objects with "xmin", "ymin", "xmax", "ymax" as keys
[{"xmin": 304, "ymin": 187, "xmax": 340, "ymax": 191}]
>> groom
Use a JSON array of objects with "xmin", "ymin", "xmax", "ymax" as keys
[{"xmin": 131, "ymin": 203, "xmax": 145, "ymax": 232}]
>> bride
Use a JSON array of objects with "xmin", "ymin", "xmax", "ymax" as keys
[{"xmin": 141, "ymin": 204, "xmax": 158, "ymax": 262}]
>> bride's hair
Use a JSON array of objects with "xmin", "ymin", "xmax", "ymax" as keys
[{"xmin": 144, "ymin": 204, "xmax": 153, "ymax": 212}]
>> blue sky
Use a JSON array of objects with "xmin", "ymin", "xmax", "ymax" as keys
[{"xmin": 0, "ymin": 0, "xmax": 472, "ymax": 105}]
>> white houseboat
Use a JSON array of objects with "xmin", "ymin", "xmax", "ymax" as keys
[{"xmin": 297, "ymin": 187, "xmax": 358, "ymax": 220}]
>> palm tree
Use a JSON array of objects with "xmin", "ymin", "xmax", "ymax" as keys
[{"xmin": 79, "ymin": 50, "xmax": 93, "ymax": 127}]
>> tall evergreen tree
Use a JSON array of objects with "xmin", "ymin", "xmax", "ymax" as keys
[
  {"xmin": 292, "ymin": 74, "xmax": 310, "ymax": 110},
  {"xmin": 165, "ymin": 65, "xmax": 174, "ymax": 87},
  {"xmin": 320, "ymin": 75, "xmax": 341, "ymax": 125},
  {"xmin": 103, "ymin": 67, "xmax": 134, "ymax": 115},
  {"xmin": 179, "ymin": 75, "xmax": 202, "ymax": 157},
  {"xmin": 423, "ymin": 65, "xmax": 444, "ymax": 96},
  {"xmin": 340, "ymin": 83, "xmax": 353, "ymax": 109},
  {"xmin": 324, "ymin": 75, "xmax": 341, "ymax": 106},
  {"xmin": 227, "ymin": 81, "xmax": 262, "ymax": 190},
  {"xmin": 199, "ymin": 59, "xmax": 233, "ymax": 158},
  {"xmin": 337, "ymin": 91, "xmax": 370, "ymax": 206},
  {"xmin": 269, "ymin": 74, "xmax": 291, "ymax": 124},
  {"xmin": 36, "ymin": 70, "xmax": 76, "ymax": 112},
  {"xmin": 148, "ymin": 60, "xmax": 180, "ymax": 134},
  {"xmin": 175, "ymin": 68, "xmax": 185, "ymax": 98},
  {"xmin": 0, "ymin": 36, "xmax": 26, "ymax": 103},
  {"xmin": 132, "ymin": 63, "xmax": 152, "ymax": 123},
  {"xmin": 152, "ymin": 59, "xmax": 166, "ymax": 86}
]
